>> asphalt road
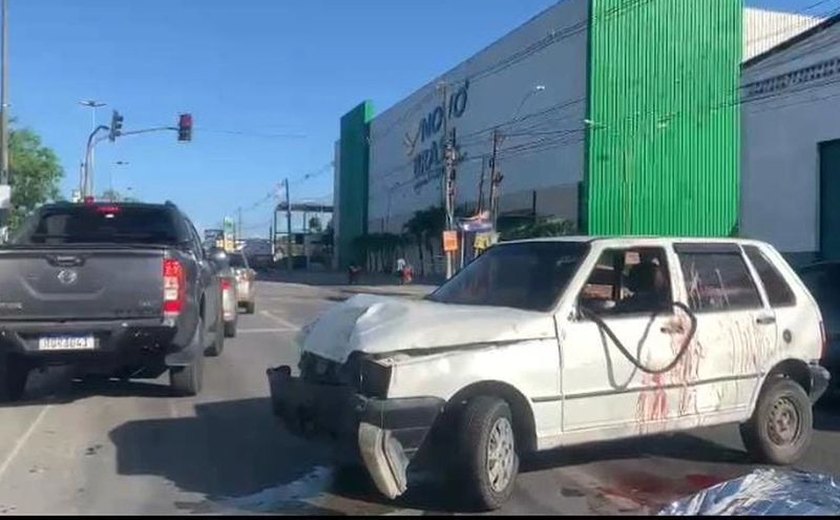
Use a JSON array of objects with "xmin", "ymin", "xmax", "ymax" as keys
[{"xmin": 1, "ymin": 279, "xmax": 840, "ymax": 515}]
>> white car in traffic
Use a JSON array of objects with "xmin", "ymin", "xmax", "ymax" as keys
[{"xmin": 268, "ymin": 237, "xmax": 829, "ymax": 510}]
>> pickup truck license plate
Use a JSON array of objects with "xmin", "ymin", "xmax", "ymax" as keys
[{"xmin": 38, "ymin": 336, "xmax": 95, "ymax": 351}]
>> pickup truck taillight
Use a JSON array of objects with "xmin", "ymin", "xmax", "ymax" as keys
[
  {"xmin": 163, "ymin": 258, "xmax": 186, "ymax": 318},
  {"xmin": 221, "ymin": 278, "xmax": 232, "ymax": 292}
]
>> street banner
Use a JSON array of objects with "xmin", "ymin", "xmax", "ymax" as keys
[{"xmin": 442, "ymin": 230, "xmax": 459, "ymax": 252}]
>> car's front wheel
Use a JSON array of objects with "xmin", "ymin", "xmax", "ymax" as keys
[
  {"xmin": 740, "ymin": 376, "xmax": 813, "ymax": 465},
  {"xmin": 458, "ymin": 396, "xmax": 519, "ymax": 511}
]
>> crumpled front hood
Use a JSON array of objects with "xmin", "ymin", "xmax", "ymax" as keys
[{"xmin": 302, "ymin": 293, "xmax": 557, "ymax": 363}]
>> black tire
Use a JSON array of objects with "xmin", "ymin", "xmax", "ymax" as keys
[
  {"xmin": 0, "ymin": 355, "xmax": 29, "ymax": 403},
  {"xmin": 244, "ymin": 301, "xmax": 256, "ymax": 315},
  {"xmin": 170, "ymin": 356, "xmax": 204, "ymax": 396},
  {"xmin": 224, "ymin": 319, "xmax": 238, "ymax": 338},
  {"xmin": 205, "ymin": 329, "xmax": 224, "ymax": 357},
  {"xmin": 170, "ymin": 319, "xmax": 205, "ymax": 396},
  {"xmin": 457, "ymin": 396, "xmax": 519, "ymax": 511},
  {"xmin": 740, "ymin": 377, "xmax": 813, "ymax": 465}
]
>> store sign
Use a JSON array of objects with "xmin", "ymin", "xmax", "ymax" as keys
[
  {"xmin": 404, "ymin": 80, "xmax": 470, "ymax": 190},
  {"xmin": 442, "ymin": 230, "xmax": 459, "ymax": 253}
]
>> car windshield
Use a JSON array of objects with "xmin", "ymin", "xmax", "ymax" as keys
[
  {"xmin": 11, "ymin": 205, "xmax": 188, "ymax": 246},
  {"xmin": 427, "ymin": 241, "xmax": 589, "ymax": 312}
]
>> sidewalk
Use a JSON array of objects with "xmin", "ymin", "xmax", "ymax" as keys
[{"xmin": 257, "ymin": 269, "xmax": 440, "ymax": 299}]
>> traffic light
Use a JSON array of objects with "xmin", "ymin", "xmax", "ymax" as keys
[
  {"xmin": 177, "ymin": 113, "xmax": 193, "ymax": 142},
  {"xmin": 109, "ymin": 110, "xmax": 124, "ymax": 142}
]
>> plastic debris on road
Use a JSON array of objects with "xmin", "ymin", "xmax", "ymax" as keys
[{"xmin": 660, "ymin": 468, "xmax": 840, "ymax": 515}]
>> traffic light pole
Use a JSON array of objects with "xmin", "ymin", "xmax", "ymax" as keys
[
  {"xmin": 82, "ymin": 125, "xmax": 182, "ymax": 198},
  {"xmin": 82, "ymin": 125, "xmax": 111, "ymax": 198}
]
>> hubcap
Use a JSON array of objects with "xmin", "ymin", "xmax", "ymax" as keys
[
  {"xmin": 486, "ymin": 417, "xmax": 515, "ymax": 493},
  {"xmin": 767, "ymin": 396, "xmax": 801, "ymax": 446}
]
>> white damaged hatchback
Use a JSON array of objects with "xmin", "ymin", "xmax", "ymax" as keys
[{"xmin": 267, "ymin": 237, "xmax": 830, "ymax": 510}]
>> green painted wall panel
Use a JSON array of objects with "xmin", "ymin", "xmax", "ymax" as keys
[
  {"xmin": 338, "ymin": 101, "xmax": 374, "ymax": 267},
  {"xmin": 586, "ymin": 0, "xmax": 741, "ymax": 236}
]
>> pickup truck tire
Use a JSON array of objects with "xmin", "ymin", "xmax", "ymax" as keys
[
  {"xmin": 244, "ymin": 301, "xmax": 256, "ymax": 315},
  {"xmin": 170, "ymin": 356, "xmax": 204, "ymax": 396},
  {"xmin": 205, "ymin": 311, "xmax": 225, "ymax": 357},
  {"xmin": 458, "ymin": 396, "xmax": 519, "ymax": 511},
  {"xmin": 0, "ymin": 355, "xmax": 29, "ymax": 403},
  {"xmin": 205, "ymin": 328, "xmax": 225, "ymax": 357},
  {"xmin": 740, "ymin": 377, "xmax": 813, "ymax": 465},
  {"xmin": 170, "ymin": 319, "xmax": 205, "ymax": 396}
]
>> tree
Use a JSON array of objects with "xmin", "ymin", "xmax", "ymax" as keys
[
  {"xmin": 308, "ymin": 216, "xmax": 323, "ymax": 233},
  {"xmin": 8, "ymin": 127, "xmax": 64, "ymax": 231},
  {"xmin": 99, "ymin": 189, "xmax": 139, "ymax": 203},
  {"xmin": 501, "ymin": 217, "xmax": 576, "ymax": 241}
]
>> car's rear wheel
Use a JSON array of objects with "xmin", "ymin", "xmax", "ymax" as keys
[
  {"xmin": 170, "ymin": 356, "xmax": 204, "ymax": 396},
  {"xmin": 740, "ymin": 377, "xmax": 813, "ymax": 465},
  {"xmin": 458, "ymin": 396, "xmax": 519, "ymax": 511},
  {"xmin": 170, "ymin": 319, "xmax": 205, "ymax": 396},
  {"xmin": 224, "ymin": 318, "xmax": 238, "ymax": 338},
  {"xmin": 0, "ymin": 355, "xmax": 29, "ymax": 403},
  {"xmin": 205, "ymin": 311, "xmax": 225, "ymax": 357}
]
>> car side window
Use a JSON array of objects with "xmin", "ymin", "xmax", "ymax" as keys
[
  {"xmin": 678, "ymin": 251, "xmax": 762, "ymax": 312},
  {"xmin": 744, "ymin": 246, "xmax": 796, "ymax": 308},
  {"xmin": 579, "ymin": 247, "xmax": 672, "ymax": 317}
]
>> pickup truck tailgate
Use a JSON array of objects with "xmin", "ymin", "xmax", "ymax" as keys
[{"xmin": 0, "ymin": 249, "xmax": 165, "ymax": 321}]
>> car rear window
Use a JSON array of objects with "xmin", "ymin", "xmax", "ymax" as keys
[
  {"xmin": 744, "ymin": 246, "xmax": 796, "ymax": 308},
  {"xmin": 13, "ymin": 205, "xmax": 189, "ymax": 245},
  {"xmin": 229, "ymin": 253, "xmax": 247, "ymax": 268}
]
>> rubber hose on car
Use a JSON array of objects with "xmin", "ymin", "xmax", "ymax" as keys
[{"xmin": 578, "ymin": 302, "xmax": 698, "ymax": 375}]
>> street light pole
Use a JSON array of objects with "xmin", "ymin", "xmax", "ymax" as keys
[{"xmin": 79, "ymin": 100, "xmax": 106, "ymax": 197}]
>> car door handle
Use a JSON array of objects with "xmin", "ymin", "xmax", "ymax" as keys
[{"xmin": 756, "ymin": 315, "xmax": 776, "ymax": 325}]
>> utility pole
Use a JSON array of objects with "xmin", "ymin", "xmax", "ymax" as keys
[
  {"xmin": 284, "ymin": 178, "xmax": 292, "ymax": 271},
  {"xmin": 488, "ymin": 128, "xmax": 503, "ymax": 233},
  {"xmin": 237, "ymin": 206, "xmax": 243, "ymax": 243},
  {"xmin": 477, "ymin": 156, "xmax": 487, "ymax": 214},
  {"xmin": 0, "ymin": 0, "xmax": 10, "ymax": 240},
  {"xmin": 439, "ymin": 82, "xmax": 458, "ymax": 280}
]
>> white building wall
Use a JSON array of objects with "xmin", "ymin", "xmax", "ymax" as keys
[
  {"xmin": 742, "ymin": 19, "xmax": 840, "ymax": 258},
  {"xmin": 367, "ymin": 0, "xmax": 589, "ymax": 235}
]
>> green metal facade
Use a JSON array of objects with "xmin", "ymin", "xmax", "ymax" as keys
[
  {"xmin": 585, "ymin": 0, "xmax": 742, "ymax": 236},
  {"xmin": 337, "ymin": 101, "xmax": 374, "ymax": 268}
]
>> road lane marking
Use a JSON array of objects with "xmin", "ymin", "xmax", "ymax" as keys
[
  {"xmin": 259, "ymin": 310, "xmax": 300, "ymax": 330},
  {"xmin": 0, "ymin": 405, "xmax": 51, "ymax": 481},
  {"xmin": 238, "ymin": 328, "xmax": 298, "ymax": 334}
]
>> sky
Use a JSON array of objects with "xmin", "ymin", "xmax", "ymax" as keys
[{"xmin": 6, "ymin": 0, "xmax": 821, "ymax": 235}]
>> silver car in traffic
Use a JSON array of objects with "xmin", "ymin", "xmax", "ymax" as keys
[{"xmin": 229, "ymin": 252, "xmax": 256, "ymax": 314}]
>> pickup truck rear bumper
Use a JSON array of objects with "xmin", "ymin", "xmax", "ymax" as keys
[
  {"xmin": 0, "ymin": 318, "xmax": 193, "ymax": 368},
  {"xmin": 267, "ymin": 365, "xmax": 444, "ymax": 499}
]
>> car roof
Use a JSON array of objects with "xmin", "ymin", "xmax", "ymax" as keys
[{"xmin": 499, "ymin": 236, "xmax": 772, "ymax": 248}]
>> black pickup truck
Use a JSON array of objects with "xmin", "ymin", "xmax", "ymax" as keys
[{"xmin": 0, "ymin": 201, "xmax": 226, "ymax": 401}]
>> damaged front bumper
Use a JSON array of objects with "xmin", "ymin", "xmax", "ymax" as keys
[{"xmin": 266, "ymin": 365, "xmax": 444, "ymax": 499}]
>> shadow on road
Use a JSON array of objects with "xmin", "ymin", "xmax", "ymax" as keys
[
  {"xmin": 521, "ymin": 432, "xmax": 751, "ymax": 472},
  {"xmin": 108, "ymin": 397, "xmax": 343, "ymax": 514}
]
